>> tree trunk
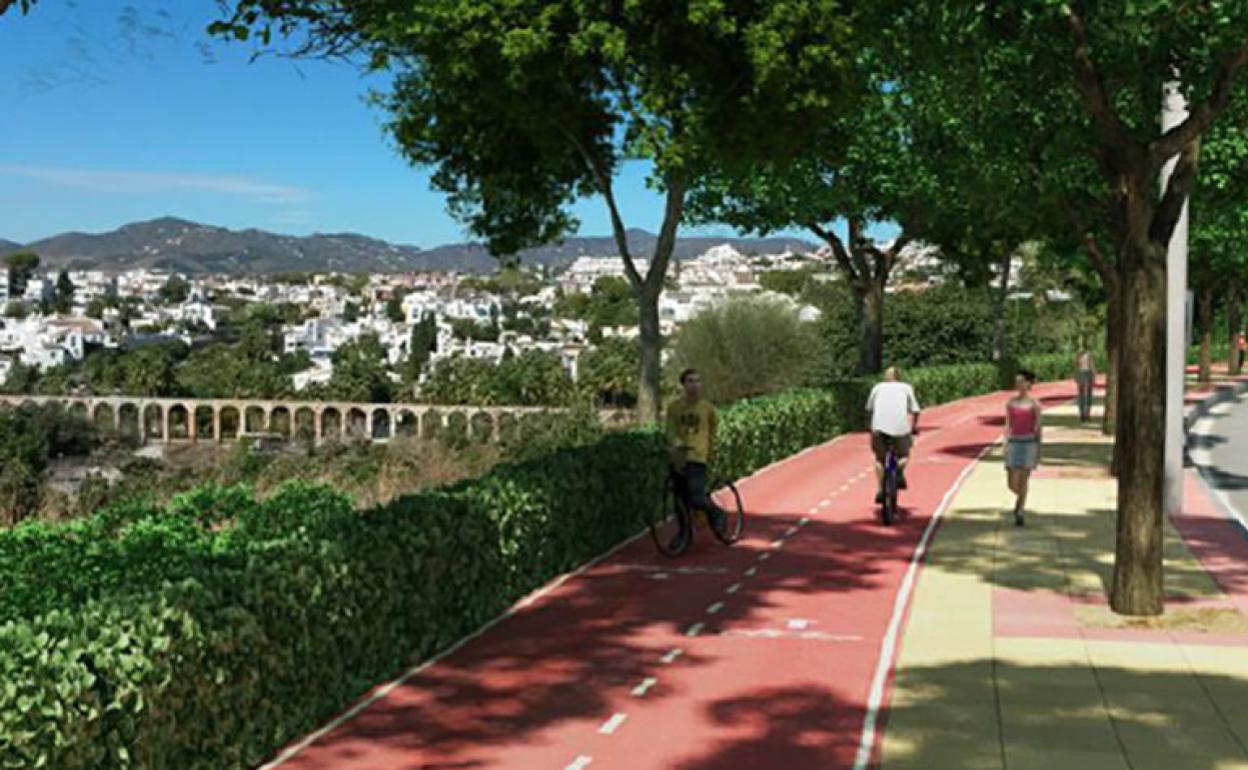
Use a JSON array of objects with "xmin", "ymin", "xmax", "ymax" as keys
[
  {"xmin": 858, "ymin": 281, "xmax": 885, "ymax": 375},
  {"xmin": 1230, "ymin": 281, "xmax": 1243, "ymax": 376},
  {"xmin": 991, "ymin": 250, "xmax": 1012, "ymax": 362},
  {"xmin": 635, "ymin": 284, "xmax": 662, "ymax": 425},
  {"xmin": 1103, "ymin": 284, "xmax": 1121, "ymax": 438},
  {"xmin": 1198, "ymin": 286, "xmax": 1213, "ymax": 384},
  {"xmin": 1109, "ymin": 233, "xmax": 1167, "ymax": 617}
]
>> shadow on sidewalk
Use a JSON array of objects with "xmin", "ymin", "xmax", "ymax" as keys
[{"xmin": 671, "ymin": 661, "xmax": 1248, "ymax": 770}]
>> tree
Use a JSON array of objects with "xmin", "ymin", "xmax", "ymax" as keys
[
  {"xmin": 403, "ymin": 313, "xmax": 438, "ymax": 383},
  {"xmin": 214, "ymin": 0, "xmax": 862, "ymax": 423},
  {"xmin": 896, "ymin": 2, "xmax": 1248, "ymax": 616},
  {"xmin": 420, "ymin": 356, "xmax": 501, "ymax": 406},
  {"xmin": 328, "ymin": 333, "xmax": 394, "ymax": 403},
  {"xmin": 53, "ymin": 270, "xmax": 74, "ymax": 315},
  {"xmin": 6, "ymin": 251, "xmax": 39, "ymax": 297},
  {"xmin": 495, "ymin": 350, "xmax": 575, "ymax": 406},
  {"xmin": 342, "ymin": 301, "xmax": 360, "ymax": 323},
  {"xmin": 159, "ymin": 274, "xmax": 190, "ymax": 305},
  {"xmin": 669, "ymin": 296, "xmax": 823, "ymax": 404},
  {"xmin": 579, "ymin": 337, "xmax": 639, "ymax": 408}
]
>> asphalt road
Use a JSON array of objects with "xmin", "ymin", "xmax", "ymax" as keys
[{"xmin": 1193, "ymin": 391, "xmax": 1248, "ymax": 523}]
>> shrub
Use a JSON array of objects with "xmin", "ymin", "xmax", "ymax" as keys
[{"xmin": 669, "ymin": 295, "xmax": 825, "ymax": 403}]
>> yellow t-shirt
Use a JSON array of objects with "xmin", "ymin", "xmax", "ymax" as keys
[{"xmin": 666, "ymin": 397, "xmax": 716, "ymax": 466}]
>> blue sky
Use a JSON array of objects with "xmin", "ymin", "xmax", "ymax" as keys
[{"xmin": 0, "ymin": 1, "xmax": 845, "ymax": 249}]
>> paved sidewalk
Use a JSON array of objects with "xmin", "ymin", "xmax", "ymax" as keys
[{"xmin": 882, "ymin": 392, "xmax": 1248, "ymax": 770}]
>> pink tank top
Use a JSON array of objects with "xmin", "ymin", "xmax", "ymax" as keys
[{"xmin": 1008, "ymin": 402, "xmax": 1037, "ymax": 438}]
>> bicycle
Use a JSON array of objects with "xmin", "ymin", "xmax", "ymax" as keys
[
  {"xmin": 647, "ymin": 461, "xmax": 745, "ymax": 557},
  {"xmin": 879, "ymin": 436, "xmax": 901, "ymax": 526}
]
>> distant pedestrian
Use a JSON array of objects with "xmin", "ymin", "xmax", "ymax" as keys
[
  {"xmin": 1074, "ymin": 348, "xmax": 1095, "ymax": 422},
  {"xmin": 1237, "ymin": 331, "xmax": 1246, "ymax": 371},
  {"xmin": 1005, "ymin": 370, "xmax": 1042, "ymax": 527}
]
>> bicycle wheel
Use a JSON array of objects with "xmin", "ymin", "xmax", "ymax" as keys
[
  {"xmin": 882, "ymin": 465, "xmax": 898, "ymax": 526},
  {"xmin": 709, "ymin": 477, "xmax": 745, "ymax": 545},
  {"xmin": 648, "ymin": 473, "xmax": 692, "ymax": 557}
]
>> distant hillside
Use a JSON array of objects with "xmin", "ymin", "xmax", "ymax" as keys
[
  {"xmin": 5, "ymin": 217, "xmax": 815, "ymax": 274},
  {"xmin": 0, "ymin": 239, "xmax": 22, "ymax": 256}
]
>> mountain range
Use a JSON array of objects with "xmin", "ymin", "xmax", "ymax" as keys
[{"xmin": 0, "ymin": 218, "xmax": 815, "ymax": 274}]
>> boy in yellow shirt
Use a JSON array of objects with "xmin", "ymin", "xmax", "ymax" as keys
[{"xmin": 665, "ymin": 368, "xmax": 726, "ymax": 547}]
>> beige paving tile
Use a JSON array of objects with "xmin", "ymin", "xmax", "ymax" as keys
[{"xmin": 1003, "ymin": 745, "xmax": 1130, "ymax": 770}]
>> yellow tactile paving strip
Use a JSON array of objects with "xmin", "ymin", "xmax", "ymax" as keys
[{"xmin": 882, "ymin": 400, "xmax": 1248, "ymax": 770}]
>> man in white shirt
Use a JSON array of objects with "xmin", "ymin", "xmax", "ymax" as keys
[{"xmin": 865, "ymin": 366, "xmax": 921, "ymax": 503}]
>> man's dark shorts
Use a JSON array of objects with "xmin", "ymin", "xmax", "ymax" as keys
[{"xmin": 871, "ymin": 431, "xmax": 912, "ymax": 463}]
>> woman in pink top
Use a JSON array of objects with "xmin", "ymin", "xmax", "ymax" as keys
[{"xmin": 1004, "ymin": 369, "xmax": 1042, "ymax": 526}]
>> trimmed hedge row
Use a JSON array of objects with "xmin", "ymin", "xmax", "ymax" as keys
[
  {"xmin": 1, "ymin": 432, "xmax": 664, "ymax": 770},
  {"xmin": 2, "ymin": 352, "xmax": 1081, "ymax": 769}
]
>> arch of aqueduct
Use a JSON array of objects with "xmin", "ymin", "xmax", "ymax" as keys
[{"xmin": 0, "ymin": 394, "xmax": 625, "ymax": 445}]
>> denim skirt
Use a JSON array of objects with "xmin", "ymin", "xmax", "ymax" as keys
[{"xmin": 1005, "ymin": 437, "xmax": 1039, "ymax": 469}]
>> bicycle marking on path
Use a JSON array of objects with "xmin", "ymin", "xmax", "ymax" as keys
[
  {"xmin": 630, "ymin": 677, "xmax": 658, "ymax": 697},
  {"xmin": 685, "ymin": 622, "xmax": 705, "ymax": 637},
  {"xmin": 706, "ymin": 601, "xmax": 724, "ymax": 615},
  {"xmin": 564, "ymin": 755, "xmax": 593, "ymax": 770},
  {"xmin": 659, "ymin": 648, "xmax": 683, "ymax": 664},
  {"xmin": 598, "ymin": 713, "xmax": 628, "ymax": 735}
]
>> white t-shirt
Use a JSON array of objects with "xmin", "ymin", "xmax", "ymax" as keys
[{"xmin": 866, "ymin": 381, "xmax": 921, "ymax": 436}]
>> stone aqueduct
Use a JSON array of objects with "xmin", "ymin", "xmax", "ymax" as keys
[{"xmin": 0, "ymin": 394, "xmax": 618, "ymax": 444}]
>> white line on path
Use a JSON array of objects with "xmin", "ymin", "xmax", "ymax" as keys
[
  {"xmin": 799, "ymin": 516, "xmax": 810, "ymax": 526},
  {"xmin": 758, "ymin": 552, "xmax": 771, "ymax": 561},
  {"xmin": 685, "ymin": 622, "xmax": 705, "ymax": 637},
  {"xmin": 787, "ymin": 619, "xmax": 811, "ymax": 630},
  {"xmin": 770, "ymin": 539, "xmax": 786, "ymax": 549},
  {"xmin": 565, "ymin": 756, "xmax": 593, "ymax": 770},
  {"xmin": 631, "ymin": 677, "xmax": 658, "ymax": 697},
  {"xmin": 745, "ymin": 567, "xmax": 758, "ymax": 577},
  {"xmin": 725, "ymin": 583, "xmax": 741, "ymax": 595},
  {"xmin": 706, "ymin": 602, "xmax": 724, "ymax": 615},
  {"xmin": 819, "ymin": 500, "xmax": 831, "ymax": 508},
  {"xmin": 850, "ymin": 443, "xmax": 994, "ymax": 770},
  {"xmin": 598, "ymin": 713, "xmax": 628, "ymax": 735},
  {"xmin": 808, "ymin": 507, "xmax": 821, "ymax": 514},
  {"xmin": 660, "ymin": 648, "xmax": 683, "ymax": 664}
]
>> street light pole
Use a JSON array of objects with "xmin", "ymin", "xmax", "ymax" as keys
[{"xmin": 1161, "ymin": 79, "xmax": 1190, "ymax": 516}]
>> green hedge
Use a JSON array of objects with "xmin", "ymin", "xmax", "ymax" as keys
[
  {"xmin": 1, "ymin": 355, "xmax": 1083, "ymax": 769},
  {"xmin": 1, "ymin": 432, "xmax": 664, "ymax": 770}
]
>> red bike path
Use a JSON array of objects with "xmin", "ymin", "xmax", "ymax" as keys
[{"xmin": 259, "ymin": 383, "xmax": 1073, "ymax": 770}]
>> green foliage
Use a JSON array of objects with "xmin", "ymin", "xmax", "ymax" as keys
[
  {"xmin": 403, "ymin": 313, "xmax": 438, "ymax": 382},
  {"xmin": 553, "ymin": 277, "xmax": 635, "ymax": 334},
  {"xmin": 670, "ymin": 296, "xmax": 824, "ymax": 403},
  {"xmin": 810, "ymin": 283, "xmax": 1085, "ymax": 381},
  {"xmin": 327, "ymin": 333, "xmax": 394, "ymax": 403},
  {"xmin": 578, "ymin": 337, "xmax": 639, "ymax": 408},
  {"xmin": 422, "ymin": 351, "xmax": 574, "ymax": 407},
  {"xmin": 175, "ymin": 343, "xmax": 292, "ymax": 399},
  {"xmin": 758, "ymin": 269, "xmax": 822, "ymax": 296},
  {"xmin": 0, "ymin": 404, "xmax": 96, "ymax": 524},
  {"xmin": 5, "ymin": 251, "xmax": 40, "ymax": 296},
  {"xmin": 158, "ymin": 275, "xmax": 190, "ymax": 305},
  {"xmin": 0, "ymin": 432, "xmax": 664, "ymax": 769},
  {"xmin": 53, "ymin": 270, "xmax": 74, "ymax": 314}
]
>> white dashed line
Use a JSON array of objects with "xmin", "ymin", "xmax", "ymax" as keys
[
  {"xmin": 798, "ymin": 516, "xmax": 810, "ymax": 526},
  {"xmin": 725, "ymin": 582, "xmax": 741, "ymax": 594},
  {"xmin": 598, "ymin": 713, "xmax": 628, "ymax": 735},
  {"xmin": 758, "ymin": 552, "xmax": 771, "ymax": 561},
  {"xmin": 660, "ymin": 648, "xmax": 683, "ymax": 664},
  {"xmin": 769, "ymin": 539, "xmax": 785, "ymax": 549},
  {"xmin": 785, "ymin": 526, "xmax": 799, "ymax": 536},
  {"xmin": 631, "ymin": 677, "xmax": 658, "ymax": 697},
  {"xmin": 819, "ymin": 500, "xmax": 831, "ymax": 508},
  {"xmin": 565, "ymin": 756, "xmax": 593, "ymax": 770},
  {"xmin": 706, "ymin": 601, "xmax": 724, "ymax": 615},
  {"xmin": 745, "ymin": 567, "xmax": 758, "ymax": 577},
  {"xmin": 808, "ymin": 506, "xmax": 821, "ymax": 514},
  {"xmin": 686, "ymin": 622, "xmax": 705, "ymax": 637},
  {"xmin": 787, "ymin": 618, "xmax": 812, "ymax": 630}
]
